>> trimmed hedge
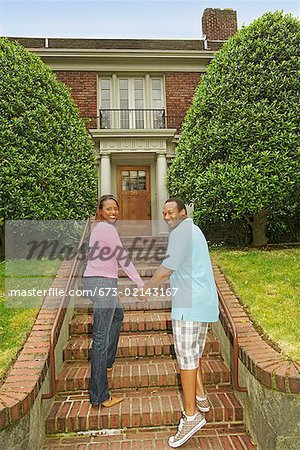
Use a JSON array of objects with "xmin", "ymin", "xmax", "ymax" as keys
[
  {"xmin": 167, "ymin": 12, "xmax": 300, "ymax": 246},
  {"xmin": 0, "ymin": 37, "xmax": 97, "ymax": 222}
]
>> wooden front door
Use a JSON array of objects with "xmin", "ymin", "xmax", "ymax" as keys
[{"xmin": 117, "ymin": 166, "xmax": 152, "ymax": 235}]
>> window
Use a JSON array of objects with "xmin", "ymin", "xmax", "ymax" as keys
[
  {"xmin": 133, "ymin": 79, "xmax": 144, "ymax": 128},
  {"xmin": 119, "ymin": 79, "xmax": 130, "ymax": 128},
  {"xmin": 100, "ymin": 79, "xmax": 111, "ymax": 128},
  {"xmin": 151, "ymin": 78, "xmax": 164, "ymax": 129},
  {"xmin": 119, "ymin": 78, "xmax": 145, "ymax": 128},
  {"xmin": 99, "ymin": 75, "xmax": 164, "ymax": 129},
  {"xmin": 121, "ymin": 170, "xmax": 147, "ymax": 191}
]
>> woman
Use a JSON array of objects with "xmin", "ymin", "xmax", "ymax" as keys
[{"xmin": 83, "ymin": 195, "xmax": 144, "ymax": 407}]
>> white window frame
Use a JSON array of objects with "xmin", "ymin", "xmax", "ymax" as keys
[{"xmin": 98, "ymin": 74, "xmax": 165, "ymax": 130}]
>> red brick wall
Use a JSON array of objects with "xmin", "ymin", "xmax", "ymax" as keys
[
  {"xmin": 55, "ymin": 71, "xmax": 202, "ymax": 132},
  {"xmin": 202, "ymin": 8, "xmax": 237, "ymax": 41},
  {"xmin": 165, "ymin": 72, "xmax": 202, "ymax": 132},
  {"xmin": 55, "ymin": 71, "xmax": 98, "ymax": 128}
]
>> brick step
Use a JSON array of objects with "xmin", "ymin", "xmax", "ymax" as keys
[
  {"xmin": 74, "ymin": 296, "xmax": 172, "ymax": 313},
  {"xmin": 122, "ymin": 255, "xmax": 165, "ymax": 265},
  {"xmin": 121, "ymin": 249, "xmax": 166, "ymax": 261},
  {"xmin": 44, "ymin": 425, "xmax": 256, "ymax": 449},
  {"xmin": 56, "ymin": 266, "xmax": 163, "ymax": 285},
  {"xmin": 119, "ymin": 236, "xmax": 166, "ymax": 264},
  {"xmin": 79, "ymin": 267, "xmax": 161, "ymax": 279},
  {"xmin": 121, "ymin": 236, "xmax": 168, "ymax": 246},
  {"xmin": 79, "ymin": 278, "xmax": 170, "ymax": 289},
  {"xmin": 57, "ymin": 356, "xmax": 230, "ymax": 393},
  {"xmin": 63, "ymin": 331, "xmax": 220, "ymax": 361},
  {"xmin": 46, "ymin": 387, "xmax": 244, "ymax": 434},
  {"xmin": 70, "ymin": 310, "xmax": 173, "ymax": 335},
  {"xmin": 118, "ymin": 266, "xmax": 159, "ymax": 277}
]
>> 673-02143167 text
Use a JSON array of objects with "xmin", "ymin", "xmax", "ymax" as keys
[{"xmin": 84, "ymin": 287, "xmax": 178, "ymax": 297}]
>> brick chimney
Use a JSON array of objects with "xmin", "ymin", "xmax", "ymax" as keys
[{"xmin": 202, "ymin": 8, "xmax": 237, "ymax": 41}]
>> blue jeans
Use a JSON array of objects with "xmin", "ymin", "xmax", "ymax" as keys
[{"xmin": 83, "ymin": 276, "xmax": 124, "ymax": 405}]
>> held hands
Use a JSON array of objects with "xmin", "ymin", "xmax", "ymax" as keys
[
  {"xmin": 136, "ymin": 286, "xmax": 175, "ymax": 300},
  {"xmin": 137, "ymin": 286, "xmax": 150, "ymax": 301},
  {"xmin": 135, "ymin": 265, "xmax": 172, "ymax": 302}
]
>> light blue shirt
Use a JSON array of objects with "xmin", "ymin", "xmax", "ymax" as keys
[{"xmin": 162, "ymin": 218, "xmax": 219, "ymax": 322}]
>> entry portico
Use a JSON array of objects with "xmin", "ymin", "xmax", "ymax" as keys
[{"xmin": 93, "ymin": 129, "xmax": 174, "ymax": 227}]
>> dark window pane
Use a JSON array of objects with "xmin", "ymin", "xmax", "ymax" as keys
[
  {"xmin": 138, "ymin": 170, "xmax": 146, "ymax": 190},
  {"xmin": 121, "ymin": 171, "xmax": 130, "ymax": 191}
]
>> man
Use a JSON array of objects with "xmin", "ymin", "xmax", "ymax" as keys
[{"xmin": 139, "ymin": 198, "xmax": 219, "ymax": 448}]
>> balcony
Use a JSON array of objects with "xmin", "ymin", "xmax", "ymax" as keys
[{"xmin": 84, "ymin": 110, "xmax": 184, "ymax": 134}]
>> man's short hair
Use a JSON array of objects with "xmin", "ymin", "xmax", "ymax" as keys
[{"xmin": 165, "ymin": 197, "xmax": 187, "ymax": 214}]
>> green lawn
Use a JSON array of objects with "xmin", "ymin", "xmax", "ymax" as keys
[
  {"xmin": 212, "ymin": 248, "xmax": 300, "ymax": 361},
  {"xmin": 0, "ymin": 259, "xmax": 60, "ymax": 383}
]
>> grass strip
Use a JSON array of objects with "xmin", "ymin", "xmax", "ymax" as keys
[{"xmin": 212, "ymin": 248, "xmax": 300, "ymax": 361}]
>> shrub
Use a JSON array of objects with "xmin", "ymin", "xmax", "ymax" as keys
[
  {"xmin": 167, "ymin": 11, "xmax": 300, "ymax": 246},
  {"xmin": 0, "ymin": 37, "xmax": 97, "ymax": 225}
]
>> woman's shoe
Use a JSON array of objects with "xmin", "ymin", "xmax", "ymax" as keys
[
  {"xmin": 168, "ymin": 411, "xmax": 206, "ymax": 448},
  {"xmin": 196, "ymin": 395, "xmax": 210, "ymax": 413},
  {"xmin": 101, "ymin": 396, "xmax": 124, "ymax": 407}
]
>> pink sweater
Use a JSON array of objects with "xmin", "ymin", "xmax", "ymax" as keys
[{"xmin": 83, "ymin": 221, "xmax": 144, "ymax": 287}]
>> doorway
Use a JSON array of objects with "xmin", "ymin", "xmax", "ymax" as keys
[{"xmin": 117, "ymin": 166, "xmax": 152, "ymax": 235}]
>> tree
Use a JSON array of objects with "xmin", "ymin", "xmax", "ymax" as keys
[
  {"xmin": 0, "ymin": 38, "xmax": 97, "ymax": 230},
  {"xmin": 167, "ymin": 11, "xmax": 300, "ymax": 246}
]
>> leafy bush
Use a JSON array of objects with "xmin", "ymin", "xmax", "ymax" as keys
[
  {"xmin": 167, "ymin": 11, "xmax": 300, "ymax": 246},
  {"xmin": 0, "ymin": 37, "xmax": 97, "ymax": 224}
]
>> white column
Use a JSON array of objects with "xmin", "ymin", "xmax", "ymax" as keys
[
  {"xmin": 96, "ymin": 157, "xmax": 101, "ymax": 198},
  {"xmin": 156, "ymin": 152, "xmax": 168, "ymax": 235},
  {"xmin": 100, "ymin": 153, "xmax": 111, "ymax": 195}
]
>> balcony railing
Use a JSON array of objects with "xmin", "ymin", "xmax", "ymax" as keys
[
  {"xmin": 99, "ymin": 109, "xmax": 166, "ymax": 130},
  {"xmin": 83, "ymin": 111, "xmax": 183, "ymax": 133}
]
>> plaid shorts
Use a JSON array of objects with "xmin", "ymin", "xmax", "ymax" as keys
[{"xmin": 172, "ymin": 320, "xmax": 208, "ymax": 370}]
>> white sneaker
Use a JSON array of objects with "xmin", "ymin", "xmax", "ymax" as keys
[{"xmin": 168, "ymin": 411, "xmax": 206, "ymax": 448}]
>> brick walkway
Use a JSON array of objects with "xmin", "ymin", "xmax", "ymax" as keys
[{"xmin": 43, "ymin": 237, "xmax": 256, "ymax": 449}]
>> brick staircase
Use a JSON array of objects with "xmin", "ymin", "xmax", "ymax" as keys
[{"xmin": 44, "ymin": 237, "xmax": 256, "ymax": 449}]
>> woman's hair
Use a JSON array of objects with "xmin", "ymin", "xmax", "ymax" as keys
[
  {"xmin": 98, "ymin": 194, "xmax": 119, "ymax": 210},
  {"xmin": 94, "ymin": 194, "xmax": 119, "ymax": 224}
]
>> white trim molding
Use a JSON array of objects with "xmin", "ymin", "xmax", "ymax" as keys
[{"xmin": 31, "ymin": 48, "xmax": 214, "ymax": 72}]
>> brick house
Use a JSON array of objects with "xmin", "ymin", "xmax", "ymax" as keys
[{"xmin": 11, "ymin": 8, "xmax": 237, "ymax": 234}]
